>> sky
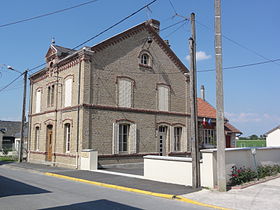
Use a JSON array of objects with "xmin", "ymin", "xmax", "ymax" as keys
[{"xmin": 0, "ymin": 0, "xmax": 279, "ymax": 137}]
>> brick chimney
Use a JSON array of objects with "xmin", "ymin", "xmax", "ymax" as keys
[{"xmin": 147, "ymin": 19, "xmax": 160, "ymax": 33}]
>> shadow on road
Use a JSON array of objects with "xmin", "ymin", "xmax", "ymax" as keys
[
  {"xmin": 39, "ymin": 199, "xmax": 142, "ymax": 210},
  {"xmin": 0, "ymin": 175, "xmax": 50, "ymax": 198}
]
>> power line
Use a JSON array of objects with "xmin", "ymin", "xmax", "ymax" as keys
[
  {"xmin": 0, "ymin": 73, "xmax": 23, "ymax": 93},
  {"xmin": 28, "ymin": 0, "xmax": 158, "ymax": 73},
  {"xmin": 0, "ymin": 0, "xmax": 99, "ymax": 28}
]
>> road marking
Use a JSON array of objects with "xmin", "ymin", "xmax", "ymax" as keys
[{"xmin": 44, "ymin": 172, "xmax": 231, "ymax": 210}]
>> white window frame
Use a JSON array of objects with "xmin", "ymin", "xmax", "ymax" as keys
[
  {"xmin": 34, "ymin": 126, "xmax": 40, "ymax": 151},
  {"xmin": 174, "ymin": 127, "xmax": 182, "ymax": 152},
  {"xmin": 65, "ymin": 123, "xmax": 71, "ymax": 153},
  {"xmin": 158, "ymin": 85, "xmax": 169, "ymax": 111},
  {"xmin": 112, "ymin": 122, "xmax": 137, "ymax": 154}
]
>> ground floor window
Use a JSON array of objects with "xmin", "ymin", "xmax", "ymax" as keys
[
  {"xmin": 174, "ymin": 127, "xmax": 182, "ymax": 151},
  {"xmin": 64, "ymin": 123, "xmax": 71, "ymax": 153},
  {"xmin": 119, "ymin": 124, "xmax": 130, "ymax": 152},
  {"xmin": 35, "ymin": 126, "xmax": 40, "ymax": 151},
  {"xmin": 203, "ymin": 129, "xmax": 216, "ymax": 145}
]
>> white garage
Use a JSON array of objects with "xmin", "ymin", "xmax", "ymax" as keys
[{"xmin": 266, "ymin": 125, "xmax": 280, "ymax": 147}]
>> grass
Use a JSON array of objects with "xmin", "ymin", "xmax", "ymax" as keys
[
  {"xmin": 236, "ymin": 140, "xmax": 266, "ymax": 148},
  {"xmin": 0, "ymin": 156, "xmax": 17, "ymax": 162}
]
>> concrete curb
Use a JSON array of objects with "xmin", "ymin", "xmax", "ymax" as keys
[{"xmin": 45, "ymin": 172, "xmax": 231, "ymax": 210}]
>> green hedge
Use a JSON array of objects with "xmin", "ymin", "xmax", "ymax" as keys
[{"xmin": 236, "ymin": 140, "xmax": 266, "ymax": 148}]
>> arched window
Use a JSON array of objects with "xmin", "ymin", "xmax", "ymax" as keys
[
  {"xmin": 64, "ymin": 123, "xmax": 71, "ymax": 153},
  {"xmin": 34, "ymin": 126, "xmax": 40, "ymax": 151},
  {"xmin": 140, "ymin": 53, "xmax": 150, "ymax": 65}
]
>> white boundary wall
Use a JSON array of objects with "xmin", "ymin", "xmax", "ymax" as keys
[{"xmin": 144, "ymin": 147, "xmax": 280, "ymax": 188}]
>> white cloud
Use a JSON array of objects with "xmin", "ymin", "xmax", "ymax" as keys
[
  {"xmin": 225, "ymin": 112, "xmax": 280, "ymax": 123},
  {"xmin": 186, "ymin": 51, "xmax": 211, "ymax": 62}
]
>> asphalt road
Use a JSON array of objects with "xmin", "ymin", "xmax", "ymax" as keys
[{"xmin": 0, "ymin": 166, "xmax": 211, "ymax": 210}]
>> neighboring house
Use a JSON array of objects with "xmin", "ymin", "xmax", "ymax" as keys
[
  {"xmin": 265, "ymin": 125, "xmax": 280, "ymax": 147},
  {"xmin": 0, "ymin": 120, "xmax": 21, "ymax": 151},
  {"xmin": 28, "ymin": 19, "xmax": 241, "ymax": 169}
]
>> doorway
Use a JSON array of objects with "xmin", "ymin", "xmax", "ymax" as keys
[
  {"xmin": 158, "ymin": 126, "xmax": 167, "ymax": 156},
  {"xmin": 46, "ymin": 125, "xmax": 53, "ymax": 161}
]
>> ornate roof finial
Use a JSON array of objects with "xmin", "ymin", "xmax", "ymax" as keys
[{"xmin": 51, "ymin": 37, "xmax": 55, "ymax": 45}]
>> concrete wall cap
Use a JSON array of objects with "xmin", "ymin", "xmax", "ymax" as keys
[{"xmin": 144, "ymin": 155, "xmax": 192, "ymax": 162}]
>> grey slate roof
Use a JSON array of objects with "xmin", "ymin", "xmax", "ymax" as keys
[
  {"xmin": 0, "ymin": 120, "xmax": 21, "ymax": 137},
  {"xmin": 52, "ymin": 45, "xmax": 76, "ymax": 56}
]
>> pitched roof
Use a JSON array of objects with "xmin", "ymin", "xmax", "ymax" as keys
[
  {"xmin": 0, "ymin": 120, "xmax": 21, "ymax": 137},
  {"xmin": 225, "ymin": 122, "xmax": 242, "ymax": 134},
  {"xmin": 265, "ymin": 125, "xmax": 280, "ymax": 135},
  {"xmin": 197, "ymin": 98, "xmax": 216, "ymax": 119},
  {"xmin": 52, "ymin": 45, "xmax": 76, "ymax": 55},
  {"xmin": 197, "ymin": 98, "xmax": 241, "ymax": 134}
]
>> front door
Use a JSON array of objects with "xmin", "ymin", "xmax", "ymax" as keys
[
  {"xmin": 158, "ymin": 126, "xmax": 167, "ymax": 156},
  {"xmin": 46, "ymin": 125, "xmax": 53, "ymax": 161},
  {"xmin": 226, "ymin": 135, "xmax": 231, "ymax": 148}
]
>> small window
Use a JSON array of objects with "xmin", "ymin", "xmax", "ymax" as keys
[
  {"xmin": 119, "ymin": 124, "xmax": 130, "ymax": 152},
  {"xmin": 64, "ymin": 123, "xmax": 71, "ymax": 153},
  {"xmin": 47, "ymin": 85, "xmax": 55, "ymax": 107},
  {"xmin": 203, "ymin": 129, "xmax": 216, "ymax": 145},
  {"xmin": 34, "ymin": 126, "xmax": 40, "ymax": 151},
  {"xmin": 174, "ymin": 127, "xmax": 182, "ymax": 151},
  {"xmin": 141, "ymin": 53, "xmax": 149, "ymax": 65}
]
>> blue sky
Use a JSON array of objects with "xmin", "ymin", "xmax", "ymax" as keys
[{"xmin": 0, "ymin": 0, "xmax": 279, "ymax": 136}]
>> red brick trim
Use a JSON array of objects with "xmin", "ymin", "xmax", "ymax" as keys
[
  {"xmin": 44, "ymin": 119, "xmax": 56, "ymax": 125},
  {"xmin": 64, "ymin": 74, "xmax": 75, "ymax": 82},
  {"xmin": 54, "ymin": 153, "xmax": 77, "ymax": 158},
  {"xmin": 98, "ymin": 153, "xmax": 159, "ymax": 158},
  {"xmin": 62, "ymin": 118, "xmax": 73, "ymax": 127},
  {"xmin": 139, "ymin": 63, "xmax": 153, "ymax": 69},
  {"xmin": 29, "ymin": 105, "xmax": 80, "ymax": 117},
  {"xmin": 115, "ymin": 119, "xmax": 135, "ymax": 124},
  {"xmin": 116, "ymin": 76, "xmax": 136, "ymax": 86},
  {"xmin": 83, "ymin": 104, "xmax": 188, "ymax": 117}
]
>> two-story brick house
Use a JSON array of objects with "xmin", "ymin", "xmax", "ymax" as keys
[
  {"xmin": 28, "ymin": 19, "xmax": 241, "ymax": 168},
  {"xmin": 28, "ymin": 20, "xmax": 193, "ymax": 168}
]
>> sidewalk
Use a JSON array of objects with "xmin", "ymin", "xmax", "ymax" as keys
[
  {"xmin": 2, "ymin": 161, "xmax": 198, "ymax": 195},
  {"xmin": 182, "ymin": 177, "xmax": 280, "ymax": 210}
]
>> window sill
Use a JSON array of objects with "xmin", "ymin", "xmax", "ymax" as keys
[{"xmin": 139, "ymin": 64, "xmax": 153, "ymax": 69}]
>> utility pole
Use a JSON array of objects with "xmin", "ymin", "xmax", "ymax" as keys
[
  {"xmin": 215, "ymin": 0, "xmax": 226, "ymax": 191},
  {"xmin": 189, "ymin": 12, "xmax": 200, "ymax": 188},
  {"xmin": 18, "ymin": 70, "xmax": 28, "ymax": 162}
]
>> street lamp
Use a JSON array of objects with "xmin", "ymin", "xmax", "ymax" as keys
[{"xmin": 6, "ymin": 65, "xmax": 28, "ymax": 162}]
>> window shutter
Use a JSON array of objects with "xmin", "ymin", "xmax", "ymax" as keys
[
  {"xmin": 119, "ymin": 80, "xmax": 132, "ymax": 107},
  {"xmin": 65, "ymin": 79, "xmax": 72, "ymax": 107},
  {"xmin": 169, "ymin": 126, "xmax": 174, "ymax": 152},
  {"xmin": 129, "ymin": 124, "xmax": 137, "ymax": 154},
  {"xmin": 112, "ymin": 123, "xmax": 119, "ymax": 154},
  {"xmin": 35, "ymin": 90, "xmax": 41, "ymax": 113},
  {"xmin": 158, "ymin": 86, "xmax": 169, "ymax": 111},
  {"xmin": 181, "ymin": 127, "xmax": 187, "ymax": 152}
]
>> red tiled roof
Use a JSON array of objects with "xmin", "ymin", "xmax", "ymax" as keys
[
  {"xmin": 225, "ymin": 122, "xmax": 242, "ymax": 134},
  {"xmin": 197, "ymin": 98, "xmax": 242, "ymax": 134},
  {"xmin": 197, "ymin": 98, "xmax": 216, "ymax": 119}
]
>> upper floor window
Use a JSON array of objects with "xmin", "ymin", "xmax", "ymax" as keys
[
  {"xmin": 64, "ymin": 123, "xmax": 71, "ymax": 153},
  {"xmin": 174, "ymin": 127, "xmax": 182, "ymax": 151},
  {"xmin": 34, "ymin": 126, "xmax": 40, "ymax": 151},
  {"xmin": 139, "ymin": 51, "xmax": 152, "ymax": 68},
  {"xmin": 141, "ymin": 54, "xmax": 149, "ymax": 65},
  {"xmin": 47, "ymin": 85, "xmax": 55, "ymax": 107},
  {"xmin": 35, "ymin": 89, "xmax": 41, "ymax": 113},
  {"xmin": 118, "ymin": 79, "xmax": 133, "ymax": 108},
  {"xmin": 64, "ymin": 78, "xmax": 73, "ymax": 107},
  {"xmin": 158, "ymin": 85, "xmax": 169, "ymax": 111}
]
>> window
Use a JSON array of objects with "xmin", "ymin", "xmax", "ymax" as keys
[
  {"xmin": 174, "ymin": 127, "xmax": 182, "ymax": 151},
  {"xmin": 119, "ymin": 124, "xmax": 129, "ymax": 152},
  {"xmin": 34, "ymin": 126, "xmax": 40, "ymax": 151},
  {"xmin": 203, "ymin": 129, "xmax": 216, "ymax": 145},
  {"xmin": 140, "ymin": 53, "xmax": 149, "ymax": 65},
  {"xmin": 35, "ymin": 89, "xmax": 41, "ymax": 113},
  {"xmin": 158, "ymin": 86, "xmax": 169, "ymax": 111},
  {"xmin": 64, "ymin": 123, "xmax": 71, "ymax": 153},
  {"xmin": 112, "ymin": 122, "xmax": 137, "ymax": 154},
  {"xmin": 118, "ymin": 79, "xmax": 132, "ymax": 108},
  {"xmin": 47, "ymin": 85, "xmax": 55, "ymax": 107},
  {"xmin": 65, "ymin": 79, "xmax": 73, "ymax": 107}
]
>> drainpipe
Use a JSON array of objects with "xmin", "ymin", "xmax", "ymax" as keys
[{"xmin": 76, "ymin": 57, "xmax": 82, "ymax": 169}]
